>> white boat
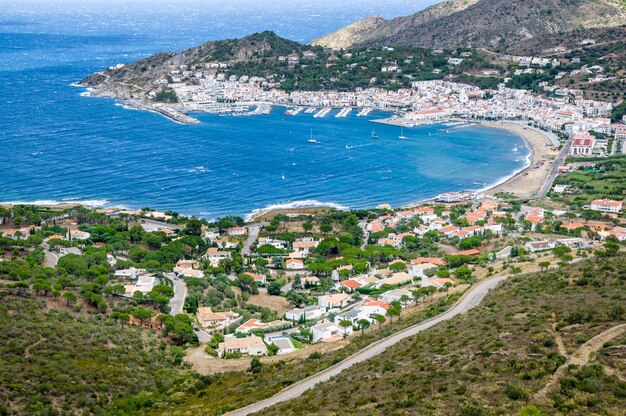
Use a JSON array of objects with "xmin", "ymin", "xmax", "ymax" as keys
[
  {"xmin": 398, "ymin": 127, "xmax": 407, "ymax": 140},
  {"xmin": 371, "ymin": 130, "xmax": 379, "ymax": 139},
  {"xmin": 513, "ymin": 146, "xmax": 519, "ymax": 152},
  {"xmin": 308, "ymin": 128, "xmax": 318, "ymax": 143}
]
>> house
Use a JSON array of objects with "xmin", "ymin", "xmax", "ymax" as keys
[
  {"xmin": 333, "ymin": 309, "xmax": 361, "ymax": 326},
  {"xmin": 375, "ymin": 272, "xmax": 413, "ymax": 288},
  {"xmin": 421, "ymin": 277, "xmax": 455, "ymax": 289},
  {"xmin": 456, "ymin": 248, "xmax": 481, "ymax": 257},
  {"xmin": 123, "ymin": 274, "xmax": 157, "ymax": 296},
  {"xmin": 336, "ymin": 279, "xmax": 361, "ymax": 292},
  {"xmin": 411, "ymin": 257, "xmax": 446, "ymax": 266},
  {"xmin": 570, "ymin": 133, "xmax": 595, "ymax": 156},
  {"xmin": 301, "ymin": 276, "xmax": 320, "ymax": 286},
  {"xmin": 67, "ymin": 230, "xmax": 91, "ymax": 241},
  {"xmin": 285, "ymin": 305, "xmax": 326, "ymax": 322},
  {"xmin": 331, "ymin": 264, "xmax": 354, "ymax": 281},
  {"xmin": 257, "ymin": 237, "xmax": 287, "ymax": 249},
  {"xmin": 196, "ymin": 307, "xmax": 241, "ymax": 330},
  {"xmin": 243, "ymin": 272, "xmax": 267, "ymax": 285},
  {"xmin": 590, "ymin": 199, "xmax": 623, "ymax": 213},
  {"xmin": 174, "ymin": 259, "xmax": 203, "ymax": 278},
  {"xmin": 235, "ymin": 319, "xmax": 291, "ymax": 334},
  {"xmin": 285, "ymin": 258, "xmax": 304, "ymax": 270},
  {"xmin": 311, "ymin": 322, "xmax": 352, "ymax": 342},
  {"xmin": 358, "ymin": 300, "xmax": 390, "ymax": 317},
  {"xmin": 318, "ymin": 293, "xmax": 351, "ymax": 309},
  {"xmin": 379, "ymin": 289, "xmax": 414, "ymax": 304},
  {"xmin": 266, "ymin": 336, "xmax": 296, "ymax": 355},
  {"xmin": 408, "ymin": 262, "xmax": 439, "ymax": 279},
  {"xmin": 293, "ymin": 239, "xmax": 319, "ymax": 256},
  {"xmin": 228, "ymin": 226, "xmax": 247, "ymax": 236},
  {"xmin": 114, "ymin": 267, "xmax": 147, "ymax": 280},
  {"xmin": 495, "ymin": 246, "xmax": 512, "ymax": 260},
  {"xmin": 205, "ymin": 247, "xmax": 231, "ymax": 267},
  {"xmin": 218, "ymin": 335, "xmax": 267, "ymax": 357},
  {"xmin": 178, "ymin": 268, "xmax": 204, "ymax": 278},
  {"xmin": 524, "ymin": 240, "xmax": 557, "ymax": 253}
]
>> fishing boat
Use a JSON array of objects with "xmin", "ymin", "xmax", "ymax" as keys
[
  {"xmin": 398, "ymin": 127, "xmax": 407, "ymax": 140},
  {"xmin": 371, "ymin": 130, "xmax": 379, "ymax": 139}
]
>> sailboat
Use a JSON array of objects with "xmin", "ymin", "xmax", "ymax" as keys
[
  {"xmin": 398, "ymin": 127, "xmax": 407, "ymax": 140},
  {"xmin": 371, "ymin": 130, "xmax": 379, "ymax": 139},
  {"xmin": 308, "ymin": 128, "xmax": 318, "ymax": 143}
]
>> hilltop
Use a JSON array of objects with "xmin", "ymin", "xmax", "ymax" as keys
[
  {"xmin": 79, "ymin": 31, "xmax": 306, "ymax": 101},
  {"xmin": 311, "ymin": 0, "xmax": 626, "ymax": 51}
]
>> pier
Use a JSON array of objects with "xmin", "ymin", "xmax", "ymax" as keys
[
  {"xmin": 356, "ymin": 108, "xmax": 373, "ymax": 117},
  {"xmin": 335, "ymin": 108, "xmax": 351, "ymax": 118},
  {"xmin": 313, "ymin": 107, "xmax": 332, "ymax": 118}
]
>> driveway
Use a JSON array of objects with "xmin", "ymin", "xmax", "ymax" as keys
[
  {"xmin": 242, "ymin": 223, "xmax": 266, "ymax": 256},
  {"xmin": 168, "ymin": 274, "xmax": 187, "ymax": 315}
]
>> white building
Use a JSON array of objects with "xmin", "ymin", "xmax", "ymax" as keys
[
  {"xmin": 590, "ymin": 199, "xmax": 623, "ymax": 213},
  {"xmin": 311, "ymin": 322, "xmax": 352, "ymax": 342}
]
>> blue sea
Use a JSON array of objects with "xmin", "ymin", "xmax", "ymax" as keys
[{"xmin": 0, "ymin": 0, "xmax": 530, "ymax": 219}]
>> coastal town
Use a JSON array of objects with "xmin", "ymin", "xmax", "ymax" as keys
[{"xmin": 2, "ymin": 145, "xmax": 625, "ymax": 367}]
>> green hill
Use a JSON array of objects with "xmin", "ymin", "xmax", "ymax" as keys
[{"xmin": 256, "ymin": 256, "xmax": 626, "ymax": 415}]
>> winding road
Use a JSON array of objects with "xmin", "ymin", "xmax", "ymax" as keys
[{"xmin": 224, "ymin": 273, "xmax": 511, "ymax": 416}]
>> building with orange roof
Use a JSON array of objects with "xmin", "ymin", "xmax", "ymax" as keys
[{"xmin": 590, "ymin": 199, "xmax": 623, "ymax": 213}]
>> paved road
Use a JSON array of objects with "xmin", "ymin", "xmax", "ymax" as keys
[
  {"xmin": 224, "ymin": 273, "xmax": 510, "ymax": 416},
  {"xmin": 532, "ymin": 139, "xmax": 571, "ymax": 200},
  {"xmin": 169, "ymin": 275, "xmax": 187, "ymax": 315},
  {"xmin": 242, "ymin": 223, "xmax": 265, "ymax": 256}
]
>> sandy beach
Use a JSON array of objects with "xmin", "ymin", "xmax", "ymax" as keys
[{"xmin": 480, "ymin": 121, "xmax": 560, "ymax": 199}]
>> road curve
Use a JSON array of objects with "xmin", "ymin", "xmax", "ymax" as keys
[{"xmin": 224, "ymin": 273, "xmax": 510, "ymax": 416}]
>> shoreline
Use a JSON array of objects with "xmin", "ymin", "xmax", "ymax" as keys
[
  {"xmin": 477, "ymin": 121, "xmax": 559, "ymax": 200},
  {"xmin": 4, "ymin": 111, "xmax": 555, "ymax": 221}
]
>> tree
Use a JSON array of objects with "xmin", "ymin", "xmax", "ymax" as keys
[
  {"xmin": 386, "ymin": 303, "xmax": 401, "ymax": 323},
  {"xmin": 357, "ymin": 319, "xmax": 370, "ymax": 335},
  {"xmin": 374, "ymin": 313, "xmax": 386, "ymax": 327},
  {"xmin": 286, "ymin": 290, "xmax": 307, "ymax": 307},
  {"xmin": 267, "ymin": 281, "xmax": 282, "ymax": 296},
  {"xmin": 111, "ymin": 311, "xmax": 130, "ymax": 327},
  {"xmin": 319, "ymin": 223, "xmax": 332, "ymax": 234},
  {"xmin": 399, "ymin": 294, "xmax": 410, "ymax": 306},
  {"xmin": 184, "ymin": 219, "xmax": 203, "ymax": 236},
  {"xmin": 63, "ymin": 291, "xmax": 77, "ymax": 306},
  {"xmin": 33, "ymin": 279, "xmax": 52, "ymax": 296},
  {"xmin": 131, "ymin": 308, "xmax": 154, "ymax": 326},
  {"xmin": 538, "ymin": 261, "xmax": 550, "ymax": 272},
  {"xmin": 249, "ymin": 357, "xmax": 263, "ymax": 373},
  {"xmin": 339, "ymin": 319, "xmax": 352, "ymax": 335},
  {"xmin": 302, "ymin": 221, "xmax": 313, "ymax": 233}
]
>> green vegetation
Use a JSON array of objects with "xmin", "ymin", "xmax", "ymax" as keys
[
  {"xmin": 154, "ymin": 90, "xmax": 178, "ymax": 103},
  {"xmin": 551, "ymin": 156, "xmax": 626, "ymax": 214},
  {"xmin": 0, "ymin": 294, "xmax": 185, "ymax": 416},
  {"xmin": 260, "ymin": 255, "xmax": 626, "ymax": 416}
]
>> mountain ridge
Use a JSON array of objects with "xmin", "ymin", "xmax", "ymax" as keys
[{"xmin": 311, "ymin": 0, "xmax": 626, "ymax": 50}]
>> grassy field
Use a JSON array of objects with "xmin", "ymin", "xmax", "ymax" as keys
[
  {"xmin": 257, "ymin": 255, "xmax": 626, "ymax": 416},
  {"xmin": 551, "ymin": 157, "xmax": 626, "ymax": 213}
]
